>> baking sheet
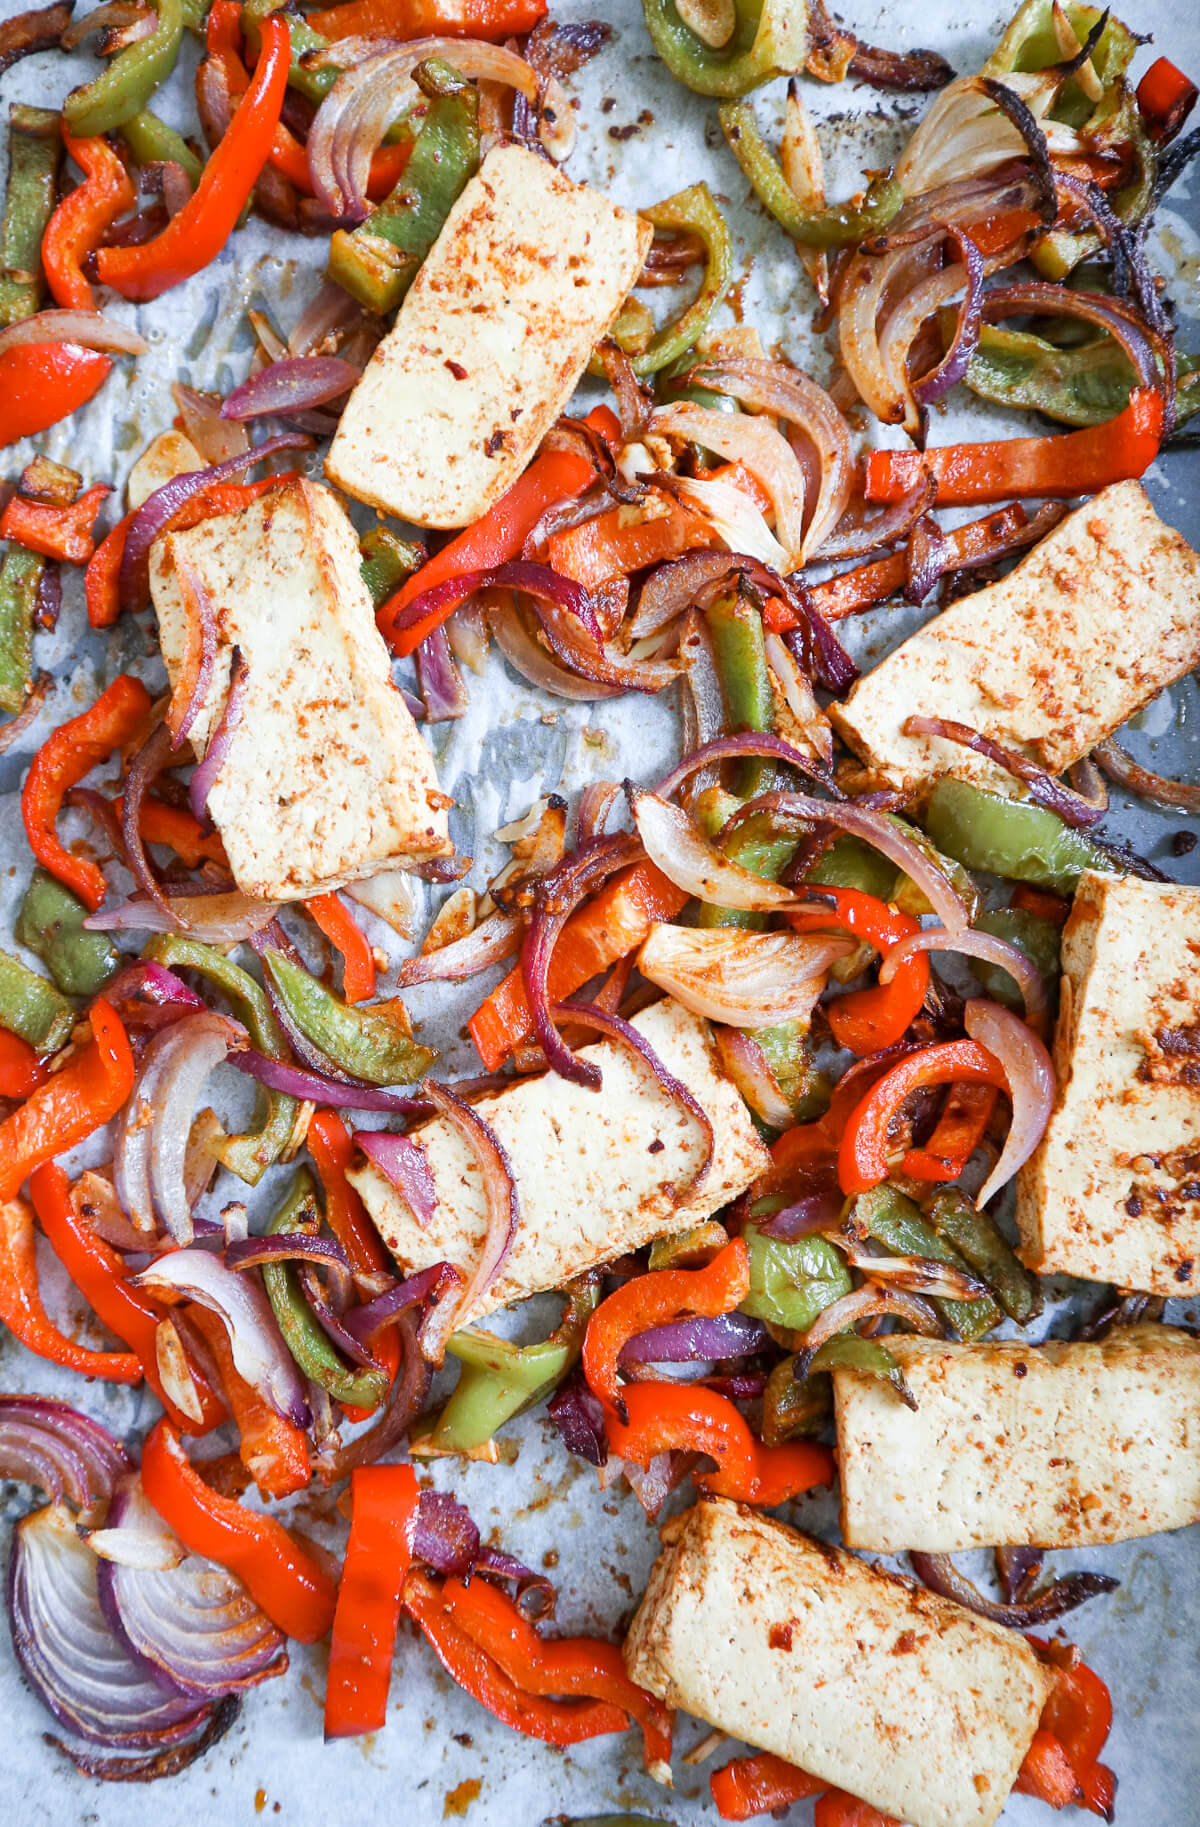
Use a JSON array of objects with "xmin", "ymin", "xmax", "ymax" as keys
[{"xmin": 0, "ymin": 1, "xmax": 1198, "ymax": 1821}]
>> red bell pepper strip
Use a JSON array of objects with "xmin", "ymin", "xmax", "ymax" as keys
[
  {"xmin": 42, "ymin": 133, "xmax": 136, "ymax": 312},
  {"xmin": 787, "ymin": 890, "xmax": 928, "ymax": 1056},
  {"xmin": 305, "ymin": 894, "xmax": 377, "ymax": 1004},
  {"xmin": 113, "ymin": 793, "xmax": 229, "ymax": 868},
  {"xmin": 1, "ymin": 344, "xmax": 113, "ymax": 449},
  {"xmin": 404, "ymin": 1569, "xmax": 629, "ymax": 1745},
  {"xmin": 96, "ymin": 13, "xmax": 291, "ymax": 302},
  {"xmin": 189, "ymin": 1304, "xmax": 310, "ymax": 1499},
  {"xmin": 864, "ymin": 389, "xmax": 1163, "ymax": 507},
  {"xmin": 377, "ymin": 404, "xmax": 621, "ymax": 657},
  {"xmin": 30, "ymin": 1162, "xmax": 225, "ymax": 1434},
  {"xmin": 814, "ymin": 1792, "xmax": 901, "ymax": 1827},
  {"xmin": 22, "ymin": 673, "xmax": 153, "ymax": 912},
  {"xmin": 0, "ymin": 483, "xmax": 111, "ymax": 565},
  {"xmin": 0, "ymin": 999, "xmax": 134, "ymax": 1206},
  {"xmin": 85, "ymin": 511, "xmax": 133, "ymax": 629},
  {"xmin": 443, "ymin": 1572, "xmax": 674, "ymax": 1775},
  {"xmin": 606, "ymin": 1381, "xmax": 834, "ymax": 1506},
  {"xmin": 324, "ymin": 1463, "xmax": 419, "ymax": 1739},
  {"xmin": 1137, "ymin": 55, "xmax": 1198, "ymax": 140},
  {"xmin": 583, "ymin": 1238, "xmax": 750, "ymax": 1414},
  {"xmin": 838, "ymin": 1039, "xmax": 1010, "ymax": 1196},
  {"xmin": 1015, "ymin": 1730, "xmax": 1084, "ymax": 1809},
  {"xmin": 469, "ymin": 861, "xmax": 687, "ymax": 1070},
  {"xmin": 902, "ymin": 1082, "xmax": 998, "ymax": 1182},
  {"xmin": 307, "ymin": 1109, "xmax": 391, "ymax": 1277},
  {"xmin": 308, "ymin": 0, "xmax": 548, "ymax": 40},
  {"xmin": 0, "ymin": 1032, "xmax": 48, "ymax": 1101},
  {"xmin": 141, "ymin": 1418, "xmax": 336, "ymax": 1641},
  {"xmin": 0, "ymin": 1190, "xmax": 142, "ymax": 1383},
  {"xmin": 711, "ymin": 1751, "xmax": 825, "ymax": 1820},
  {"xmin": 760, "ymin": 1050, "xmax": 908, "ymax": 1196},
  {"xmin": 1040, "ymin": 1658, "xmax": 1113, "ymax": 1773}
]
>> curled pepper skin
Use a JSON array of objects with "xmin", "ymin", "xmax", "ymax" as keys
[
  {"xmin": 141, "ymin": 1419, "xmax": 336, "ymax": 1642},
  {"xmin": 324, "ymin": 1464, "xmax": 419, "ymax": 1740},
  {"xmin": 0, "ymin": 998, "xmax": 134, "ymax": 1205},
  {"xmin": 583, "ymin": 1238, "xmax": 750, "ymax": 1415},
  {"xmin": 0, "ymin": 1191, "xmax": 141, "ymax": 1384},
  {"xmin": 42, "ymin": 133, "xmax": 136, "ymax": 311},
  {"xmin": 838, "ymin": 1040, "xmax": 1010, "ymax": 1196},
  {"xmin": 21, "ymin": 673, "xmax": 153, "ymax": 912},
  {"xmin": 787, "ymin": 889, "xmax": 929, "ymax": 1055}
]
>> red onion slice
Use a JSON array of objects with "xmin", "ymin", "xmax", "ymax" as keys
[
  {"xmin": 232, "ymin": 1050, "xmax": 429, "ymax": 1113},
  {"xmin": 832, "ymin": 1237, "xmax": 991, "ymax": 1301},
  {"xmin": 101, "ymin": 962, "xmax": 205, "ymax": 1035},
  {"xmin": 225, "ymin": 1234, "xmax": 353, "ymax": 1277},
  {"xmin": 86, "ymin": 886, "xmax": 281, "ymax": 943},
  {"xmin": 1093, "ymin": 738, "xmax": 1200, "ymax": 813},
  {"xmin": 757, "ymin": 1184, "xmax": 843, "ymax": 1240},
  {"xmin": 168, "ymin": 559, "xmax": 217, "ymax": 750},
  {"xmin": 189, "ymin": 647, "xmax": 250, "ymax": 825},
  {"xmin": 472, "ymin": 1547, "xmax": 557, "ymax": 1622},
  {"xmin": 385, "ymin": 559, "xmax": 603, "ymax": 651},
  {"xmin": 910, "ymin": 1551, "xmax": 1118, "ymax": 1626},
  {"xmin": 648, "ymin": 401, "xmax": 809, "ymax": 568},
  {"xmin": 903, "ymin": 715, "xmax": 1105, "ymax": 828},
  {"xmin": 619, "ymin": 1312, "xmax": 767, "ymax": 1365},
  {"xmin": 530, "ymin": 596, "xmax": 679, "ymax": 694},
  {"xmin": 340, "ymin": 1263, "xmax": 463, "ymax": 1352},
  {"xmin": 0, "ymin": 1397, "xmax": 130, "ymax": 1520},
  {"xmin": 629, "ymin": 550, "xmax": 748, "ymax": 641},
  {"xmin": 297, "ymin": 1263, "xmax": 381, "ymax": 1368},
  {"xmin": 712, "ymin": 1027, "xmax": 796, "ymax": 1130},
  {"xmin": 654, "ymin": 731, "xmax": 837, "ymax": 800},
  {"xmin": 0, "ymin": 310, "xmax": 148, "ymax": 359},
  {"xmin": 120, "ymin": 721, "xmax": 177, "ymax": 923},
  {"xmin": 912, "ymin": 225, "xmax": 985, "ymax": 405},
  {"xmin": 172, "ymin": 384, "xmax": 249, "ymax": 467},
  {"xmin": 356, "ymin": 1131, "xmax": 438, "ymax": 1227},
  {"xmin": 412, "ymin": 1490, "xmax": 480, "ymax": 1576},
  {"xmin": 221, "ymin": 357, "xmax": 361, "ymax": 422},
  {"xmin": 417, "ymin": 1082, "xmax": 520, "ymax": 1362},
  {"xmin": 963, "ymin": 998, "xmax": 1054, "ymax": 1209},
  {"xmin": 396, "ymin": 912, "xmax": 522, "ymax": 988},
  {"xmin": 313, "ymin": 1311, "xmax": 431, "ymax": 1484},
  {"xmin": 134, "ymin": 1249, "xmax": 310, "ymax": 1429},
  {"xmin": 415, "ymin": 621, "xmax": 470, "ymax": 722},
  {"xmin": 628, "ymin": 784, "xmax": 801, "ymax": 913},
  {"xmin": 880, "ymin": 927, "xmax": 1047, "ymax": 1029},
  {"xmin": 794, "ymin": 1286, "xmax": 947, "ymax": 1365},
  {"xmin": 547, "ymin": 1368, "xmax": 608, "ymax": 1467},
  {"xmin": 817, "ymin": 468, "xmax": 938, "ymax": 565},
  {"xmin": 490, "ymin": 598, "xmax": 624, "ymax": 703}
]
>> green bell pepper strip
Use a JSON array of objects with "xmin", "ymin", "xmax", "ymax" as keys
[
  {"xmin": 922, "ymin": 776, "xmax": 1109, "ymax": 893},
  {"xmin": 719, "ymin": 100, "xmax": 903, "ymax": 247},
  {"xmin": 144, "ymin": 935, "xmax": 298, "ymax": 1185},
  {"xmin": 647, "ymin": 1221, "xmax": 730, "ymax": 1272},
  {"xmin": 328, "ymin": 66, "xmax": 479, "ymax": 316},
  {"xmin": 64, "ymin": 0, "xmax": 185, "ymax": 139},
  {"xmin": 957, "ymin": 319, "xmax": 1200, "ymax": 430},
  {"xmin": 0, "ymin": 549, "xmax": 41, "ymax": 718},
  {"xmin": 243, "ymin": 0, "xmax": 339, "ymax": 104},
  {"xmin": 623, "ymin": 184, "xmax": 733, "ymax": 379},
  {"xmin": 17, "ymin": 871, "xmax": 120, "ymax": 999},
  {"xmin": 754, "ymin": 1023, "xmax": 829, "ymax": 1125},
  {"xmin": 887, "ymin": 816, "xmax": 981, "ymax": 923},
  {"xmin": 851, "ymin": 1184, "xmax": 1001, "ymax": 1342},
  {"xmin": 804, "ymin": 1331, "xmax": 917, "ymax": 1408},
  {"xmin": 359, "ymin": 527, "xmax": 425, "ymax": 609},
  {"xmin": 262, "ymin": 1170, "xmax": 389, "ymax": 1411},
  {"xmin": 806, "ymin": 834, "xmax": 899, "ymax": 900},
  {"xmin": 970, "ymin": 908, "xmax": 1061, "ymax": 1012},
  {"xmin": 706, "ymin": 584, "xmax": 774, "ymax": 792},
  {"xmin": 642, "ymin": 0, "xmax": 809, "ymax": 98},
  {"xmin": 119, "ymin": 110, "xmax": 205, "ymax": 186},
  {"xmin": 761, "ymin": 1353, "xmax": 831, "ymax": 1445},
  {"xmin": 0, "ymin": 105, "xmax": 62, "ymax": 328},
  {"xmin": 928, "ymin": 1187, "xmax": 1043, "ymax": 1326},
  {"xmin": 656, "ymin": 347, "xmax": 742, "ymax": 418},
  {"xmin": 0, "ymin": 951, "xmax": 75, "ymax": 1053},
  {"xmin": 695, "ymin": 792, "xmax": 797, "ymax": 933},
  {"xmin": 424, "ymin": 1278, "xmax": 601, "ymax": 1454},
  {"xmin": 739, "ymin": 1223, "xmax": 853, "ymax": 1335},
  {"xmin": 986, "ymin": 0, "xmax": 1140, "ymax": 121},
  {"xmin": 261, "ymin": 948, "xmax": 435, "ymax": 1087}
]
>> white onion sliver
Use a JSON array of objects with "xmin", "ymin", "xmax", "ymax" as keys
[
  {"xmin": 638, "ymin": 924, "xmax": 850, "ymax": 1028},
  {"xmin": 879, "ymin": 926, "xmax": 1047, "ymax": 1028},
  {"xmin": 630, "ymin": 786, "xmax": 799, "ymax": 913},
  {"xmin": 0, "ymin": 310, "xmax": 149, "ymax": 359},
  {"xmin": 963, "ymin": 998, "xmax": 1055, "ymax": 1210},
  {"xmin": 647, "ymin": 403, "xmax": 809, "ymax": 569}
]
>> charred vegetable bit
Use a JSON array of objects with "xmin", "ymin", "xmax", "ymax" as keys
[
  {"xmin": 0, "ymin": 104, "xmax": 62, "ymax": 327},
  {"xmin": 927, "ymin": 1188, "xmax": 1043, "ymax": 1325},
  {"xmin": 851, "ymin": 1185, "xmax": 1002, "ymax": 1341},
  {"xmin": 0, "ymin": 951, "xmax": 74, "ymax": 1054},
  {"xmin": 642, "ymin": 0, "xmax": 810, "ymax": 97},
  {"xmin": 64, "ymin": 0, "xmax": 186, "ymax": 139},
  {"xmin": 804, "ymin": 1331, "xmax": 917, "ymax": 1408},
  {"xmin": 17, "ymin": 870, "xmax": 120, "ymax": 1000},
  {"xmin": 719, "ymin": 100, "xmax": 904, "ymax": 245},
  {"xmin": 261, "ymin": 947, "xmax": 435, "ymax": 1087}
]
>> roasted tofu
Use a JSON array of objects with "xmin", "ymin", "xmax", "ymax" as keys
[
  {"xmin": 834, "ymin": 1326, "xmax": 1200, "ymax": 1552},
  {"xmin": 325, "ymin": 145, "xmax": 652, "ymax": 528},
  {"xmin": 829, "ymin": 482, "xmax": 1200, "ymax": 796},
  {"xmin": 349, "ymin": 998, "xmax": 768, "ymax": 1325},
  {"xmin": 1016, "ymin": 871, "xmax": 1200, "ymax": 1294},
  {"xmin": 149, "ymin": 477, "xmax": 451, "ymax": 901},
  {"xmin": 624, "ymin": 1498, "xmax": 1055, "ymax": 1827}
]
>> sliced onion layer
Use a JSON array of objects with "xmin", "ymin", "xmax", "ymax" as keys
[
  {"xmin": 416, "ymin": 1085, "xmax": 519, "ymax": 1362},
  {"xmin": 637, "ymin": 924, "xmax": 850, "ymax": 1027},
  {"xmin": 356, "ymin": 1131, "xmax": 438, "ymax": 1227},
  {"xmin": 189, "ymin": 646, "xmax": 250, "ymax": 824},
  {"xmin": 620, "ymin": 1312, "xmax": 767, "ymax": 1365},
  {"xmin": 232, "ymin": 1050, "xmax": 428, "ymax": 1113},
  {"xmin": 396, "ymin": 912, "xmax": 522, "ymax": 987},
  {"xmin": 0, "ymin": 1397, "xmax": 130, "ymax": 1520},
  {"xmin": 880, "ymin": 926, "xmax": 1047, "ymax": 1029},
  {"xmin": 712, "ymin": 1027, "xmax": 796, "ymax": 1130},
  {"xmin": 963, "ymin": 999, "xmax": 1054, "ymax": 1209},
  {"xmin": 647, "ymin": 402, "xmax": 809, "ymax": 569},
  {"xmin": 0, "ymin": 310, "xmax": 148, "ymax": 359},
  {"xmin": 628, "ymin": 784, "xmax": 800, "ymax": 913},
  {"xmin": 222, "ymin": 357, "xmax": 361, "ymax": 422}
]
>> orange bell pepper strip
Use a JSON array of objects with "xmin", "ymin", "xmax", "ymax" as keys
[
  {"xmin": 188, "ymin": 1304, "xmax": 310, "ymax": 1499},
  {"xmin": 307, "ymin": 1109, "xmax": 392, "ymax": 1277},
  {"xmin": 377, "ymin": 404, "xmax": 621, "ymax": 657},
  {"xmin": 786, "ymin": 889, "xmax": 928, "ymax": 1056},
  {"xmin": 1015, "ymin": 1730, "xmax": 1085, "ymax": 1810},
  {"xmin": 309, "ymin": 0, "xmax": 547, "ymax": 39},
  {"xmin": 30, "ymin": 1162, "xmax": 225, "ymax": 1434},
  {"xmin": 141, "ymin": 1418, "xmax": 336, "ymax": 1641},
  {"xmin": 0, "ymin": 1032, "xmax": 48, "ymax": 1101},
  {"xmin": 0, "ymin": 999, "xmax": 135, "ymax": 1206},
  {"xmin": 605, "ymin": 1380, "xmax": 834, "ymax": 1506},
  {"xmin": 583, "ymin": 1238, "xmax": 750, "ymax": 1415},
  {"xmin": 1040, "ymin": 1658, "xmax": 1113, "ymax": 1773},
  {"xmin": 711, "ymin": 1751, "xmax": 825, "ymax": 1820},
  {"xmin": 548, "ymin": 498, "xmax": 715, "ymax": 591},
  {"xmin": 902, "ymin": 1082, "xmax": 998, "ymax": 1182},
  {"xmin": 305, "ymin": 894, "xmax": 377, "ymax": 1004},
  {"xmin": 469, "ymin": 861, "xmax": 687, "ymax": 1070},
  {"xmin": 324, "ymin": 1463, "xmax": 419, "ymax": 1739},
  {"xmin": 0, "ymin": 1192, "xmax": 141, "ymax": 1383},
  {"xmin": 42, "ymin": 132, "xmax": 136, "ymax": 311},
  {"xmin": 814, "ymin": 1791, "xmax": 901, "ymax": 1827},
  {"xmin": 404, "ymin": 1569, "xmax": 629, "ymax": 1745},
  {"xmin": 84, "ymin": 511, "xmax": 133, "ymax": 628},
  {"xmin": 838, "ymin": 1039, "xmax": 1009, "ymax": 1197},
  {"xmin": 1137, "ymin": 55, "xmax": 1198, "ymax": 139},
  {"xmin": 0, "ymin": 344, "xmax": 113, "ymax": 449},
  {"xmin": 864, "ymin": 389, "xmax": 1163, "ymax": 507},
  {"xmin": 96, "ymin": 12, "xmax": 291, "ymax": 302},
  {"xmin": 443, "ymin": 1574, "xmax": 674, "ymax": 1774},
  {"xmin": 0, "ymin": 483, "xmax": 111, "ymax": 565},
  {"xmin": 113, "ymin": 793, "xmax": 229, "ymax": 868},
  {"xmin": 22, "ymin": 673, "xmax": 154, "ymax": 912}
]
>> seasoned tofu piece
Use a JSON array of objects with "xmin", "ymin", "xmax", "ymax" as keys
[
  {"xmin": 1016, "ymin": 871, "xmax": 1200, "ymax": 1294},
  {"xmin": 349, "ymin": 999, "xmax": 768, "ymax": 1324},
  {"xmin": 325, "ymin": 145, "xmax": 652, "ymax": 528},
  {"xmin": 829, "ymin": 482, "xmax": 1200, "ymax": 796},
  {"xmin": 834, "ymin": 1326, "xmax": 1200, "ymax": 1552},
  {"xmin": 624, "ymin": 1498, "xmax": 1054, "ymax": 1827},
  {"xmin": 150, "ymin": 477, "xmax": 451, "ymax": 901}
]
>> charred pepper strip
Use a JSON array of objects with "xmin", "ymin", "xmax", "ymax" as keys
[
  {"xmin": 927, "ymin": 1187, "xmax": 1043, "ymax": 1325},
  {"xmin": 0, "ymin": 105, "xmax": 62, "ymax": 327},
  {"xmin": 804, "ymin": 1332, "xmax": 916, "ymax": 1408},
  {"xmin": 427, "ymin": 1279, "xmax": 601, "ymax": 1454},
  {"xmin": 328, "ymin": 61, "xmax": 478, "ymax": 315},
  {"xmin": 145, "ymin": 934, "xmax": 298, "ymax": 1185},
  {"xmin": 17, "ymin": 870, "xmax": 120, "ymax": 999},
  {"xmin": 960, "ymin": 320, "xmax": 1200, "ymax": 430},
  {"xmin": 719, "ymin": 100, "xmax": 903, "ymax": 245},
  {"xmin": 642, "ymin": 0, "xmax": 809, "ymax": 97},
  {"xmin": 851, "ymin": 1184, "xmax": 1002, "ymax": 1342},
  {"xmin": 64, "ymin": 0, "xmax": 185, "ymax": 138},
  {"xmin": 261, "ymin": 947, "xmax": 434, "ymax": 1087},
  {"xmin": 0, "ymin": 549, "xmax": 41, "ymax": 716},
  {"xmin": 0, "ymin": 951, "xmax": 73, "ymax": 1053}
]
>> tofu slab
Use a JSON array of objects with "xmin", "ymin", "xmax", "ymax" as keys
[
  {"xmin": 624, "ymin": 1498, "xmax": 1054, "ymax": 1827},
  {"xmin": 150, "ymin": 477, "xmax": 451, "ymax": 901},
  {"xmin": 835, "ymin": 1326, "xmax": 1200, "ymax": 1552},
  {"xmin": 1016, "ymin": 870, "xmax": 1200, "ymax": 1294},
  {"xmin": 349, "ymin": 999, "xmax": 768, "ymax": 1323},
  {"xmin": 325, "ymin": 145, "xmax": 652, "ymax": 528},
  {"xmin": 829, "ymin": 482, "xmax": 1200, "ymax": 796}
]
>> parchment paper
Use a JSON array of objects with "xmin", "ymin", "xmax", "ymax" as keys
[{"xmin": 0, "ymin": 2, "xmax": 1197, "ymax": 1822}]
